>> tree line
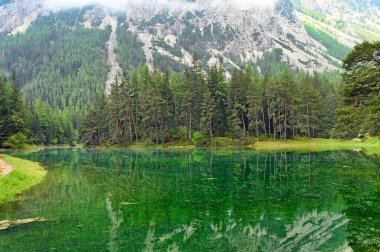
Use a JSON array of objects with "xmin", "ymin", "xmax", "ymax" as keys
[
  {"xmin": 0, "ymin": 71, "xmax": 77, "ymax": 148},
  {"xmin": 2, "ymin": 41, "xmax": 379, "ymax": 148},
  {"xmin": 0, "ymin": 71, "xmax": 27, "ymax": 148},
  {"xmin": 80, "ymin": 56, "xmax": 340, "ymax": 146}
]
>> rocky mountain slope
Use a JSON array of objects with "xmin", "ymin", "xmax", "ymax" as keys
[
  {"xmin": 0, "ymin": 0, "xmax": 379, "ymax": 88},
  {"xmin": 294, "ymin": 0, "xmax": 380, "ymax": 47}
]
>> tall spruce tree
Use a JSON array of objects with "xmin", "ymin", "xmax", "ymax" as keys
[{"xmin": 9, "ymin": 70, "xmax": 26, "ymax": 135}]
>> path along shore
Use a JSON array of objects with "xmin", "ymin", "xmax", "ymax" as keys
[{"xmin": 0, "ymin": 157, "xmax": 13, "ymax": 176}]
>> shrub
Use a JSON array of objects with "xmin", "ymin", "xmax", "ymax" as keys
[
  {"xmin": 191, "ymin": 131, "xmax": 209, "ymax": 147},
  {"xmin": 3, "ymin": 133, "xmax": 27, "ymax": 149},
  {"xmin": 70, "ymin": 141, "xmax": 78, "ymax": 147},
  {"xmin": 168, "ymin": 126, "xmax": 188, "ymax": 141}
]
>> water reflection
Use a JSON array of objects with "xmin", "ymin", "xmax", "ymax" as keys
[
  {"xmin": 0, "ymin": 148, "xmax": 378, "ymax": 251},
  {"xmin": 141, "ymin": 209, "xmax": 349, "ymax": 252}
]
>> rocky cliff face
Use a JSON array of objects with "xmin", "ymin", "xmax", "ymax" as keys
[
  {"xmin": 0, "ymin": 0, "xmax": 379, "ymax": 75},
  {"xmin": 0, "ymin": 0, "xmax": 41, "ymax": 34}
]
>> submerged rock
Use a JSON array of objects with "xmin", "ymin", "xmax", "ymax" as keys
[
  {"xmin": 0, "ymin": 217, "xmax": 47, "ymax": 231},
  {"xmin": 120, "ymin": 202, "xmax": 139, "ymax": 206}
]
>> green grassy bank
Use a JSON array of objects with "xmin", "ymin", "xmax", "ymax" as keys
[
  {"xmin": 93, "ymin": 137, "xmax": 380, "ymax": 152},
  {"xmin": 252, "ymin": 138, "xmax": 380, "ymax": 152},
  {"xmin": 0, "ymin": 155, "xmax": 47, "ymax": 204}
]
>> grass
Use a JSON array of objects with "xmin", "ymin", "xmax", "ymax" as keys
[
  {"xmin": 251, "ymin": 138, "xmax": 380, "ymax": 152},
  {"xmin": 93, "ymin": 137, "xmax": 380, "ymax": 152},
  {"xmin": 0, "ymin": 154, "xmax": 47, "ymax": 204}
]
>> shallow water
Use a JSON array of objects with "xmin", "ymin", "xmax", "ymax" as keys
[{"xmin": 0, "ymin": 148, "xmax": 379, "ymax": 251}]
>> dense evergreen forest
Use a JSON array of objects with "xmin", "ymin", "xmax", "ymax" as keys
[
  {"xmin": 80, "ymin": 59, "xmax": 339, "ymax": 146},
  {"xmin": 0, "ymin": 9, "xmax": 110, "ymax": 146},
  {"xmin": 1, "ymin": 41, "xmax": 379, "ymax": 148},
  {"xmin": 0, "ymin": 71, "xmax": 27, "ymax": 148}
]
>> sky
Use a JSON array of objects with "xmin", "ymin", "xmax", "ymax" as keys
[{"xmin": 40, "ymin": 0, "xmax": 276, "ymax": 11}]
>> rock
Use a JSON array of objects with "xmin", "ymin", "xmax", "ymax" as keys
[
  {"xmin": 0, "ymin": 217, "xmax": 47, "ymax": 231},
  {"xmin": 120, "ymin": 202, "xmax": 139, "ymax": 206}
]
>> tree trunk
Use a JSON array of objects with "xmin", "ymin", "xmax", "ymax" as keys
[
  {"xmin": 127, "ymin": 102, "xmax": 138, "ymax": 142},
  {"xmin": 255, "ymin": 106, "xmax": 259, "ymax": 140},
  {"xmin": 273, "ymin": 114, "xmax": 276, "ymax": 140},
  {"xmin": 209, "ymin": 113, "xmax": 213, "ymax": 139},
  {"xmin": 241, "ymin": 111, "xmax": 246, "ymax": 136},
  {"xmin": 188, "ymin": 104, "xmax": 192, "ymax": 140},
  {"xmin": 267, "ymin": 101, "xmax": 271, "ymax": 136},
  {"xmin": 262, "ymin": 106, "xmax": 267, "ymax": 137},
  {"xmin": 284, "ymin": 101, "xmax": 287, "ymax": 140},
  {"xmin": 307, "ymin": 104, "xmax": 311, "ymax": 138}
]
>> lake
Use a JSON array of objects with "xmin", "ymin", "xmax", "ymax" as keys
[{"xmin": 0, "ymin": 148, "xmax": 379, "ymax": 251}]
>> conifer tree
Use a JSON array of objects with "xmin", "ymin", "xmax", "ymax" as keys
[{"xmin": 9, "ymin": 70, "xmax": 26, "ymax": 135}]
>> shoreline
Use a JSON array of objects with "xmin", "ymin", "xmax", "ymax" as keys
[
  {"xmin": 251, "ymin": 138, "xmax": 380, "ymax": 152},
  {"xmin": 1, "ymin": 138, "xmax": 379, "ymax": 203},
  {"xmin": 3, "ymin": 138, "xmax": 380, "ymax": 153},
  {"xmin": 0, "ymin": 155, "xmax": 47, "ymax": 204},
  {"xmin": 91, "ymin": 138, "xmax": 380, "ymax": 153}
]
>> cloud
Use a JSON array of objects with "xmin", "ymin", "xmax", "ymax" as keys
[
  {"xmin": 40, "ymin": 0, "xmax": 276, "ymax": 12},
  {"xmin": 41, "ymin": 0, "xmax": 128, "ymax": 11},
  {"xmin": 209, "ymin": 0, "xmax": 276, "ymax": 10}
]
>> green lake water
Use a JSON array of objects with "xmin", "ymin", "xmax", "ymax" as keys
[{"xmin": 0, "ymin": 148, "xmax": 380, "ymax": 251}]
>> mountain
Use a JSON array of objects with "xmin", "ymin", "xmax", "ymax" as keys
[
  {"xmin": 1, "ymin": 1, "xmax": 379, "ymax": 77},
  {"xmin": 0, "ymin": 0, "xmax": 379, "ymax": 110}
]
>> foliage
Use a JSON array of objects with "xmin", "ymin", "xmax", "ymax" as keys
[
  {"xmin": 0, "ymin": 12, "xmax": 110, "ymax": 145},
  {"xmin": 191, "ymin": 131, "xmax": 208, "ymax": 147},
  {"xmin": 116, "ymin": 26, "xmax": 146, "ymax": 70},
  {"xmin": 303, "ymin": 23, "xmax": 351, "ymax": 60},
  {"xmin": 0, "ymin": 72, "xmax": 26, "ymax": 147},
  {"xmin": 3, "ymin": 133, "xmax": 27, "ymax": 149},
  {"xmin": 334, "ymin": 41, "xmax": 380, "ymax": 138},
  {"xmin": 79, "ymin": 56, "xmax": 339, "ymax": 147}
]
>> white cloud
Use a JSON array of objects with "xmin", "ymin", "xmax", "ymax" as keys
[
  {"xmin": 209, "ymin": 0, "xmax": 275, "ymax": 10},
  {"xmin": 40, "ymin": 0, "xmax": 276, "ymax": 12},
  {"xmin": 41, "ymin": 0, "xmax": 128, "ymax": 11}
]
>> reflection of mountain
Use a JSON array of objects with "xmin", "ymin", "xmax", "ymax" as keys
[{"xmin": 141, "ymin": 209, "xmax": 350, "ymax": 251}]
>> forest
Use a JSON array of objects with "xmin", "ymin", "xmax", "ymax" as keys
[
  {"xmin": 0, "ymin": 41, "xmax": 379, "ymax": 148},
  {"xmin": 80, "ymin": 60, "xmax": 339, "ymax": 146}
]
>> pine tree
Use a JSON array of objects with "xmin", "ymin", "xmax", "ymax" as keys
[
  {"xmin": 119, "ymin": 73, "xmax": 138, "ymax": 144},
  {"xmin": 107, "ymin": 78, "xmax": 123, "ymax": 144},
  {"xmin": 9, "ymin": 70, "xmax": 26, "ymax": 135},
  {"xmin": 247, "ymin": 80, "xmax": 262, "ymax": 140},
  {"xmin": 229, "ymin": 69, "xmax": 248, "ymax": 135},
  {"xmin": 0, "ymin": 76, "xmax": 10, "ymax": 145},
  {"xmin": 189, "ymin": 55, "xmax": 206, "ymax": 131},
  {"xmin": 200, "ymin": 90, "xmax": 216, "ymax": 138},
  {"xmin": 81, "ymin": 94, "xmax": 107, "ymax": 145},
  {"xmin": 335, "ymin": 41, "xmax": 380, "ymax": 137},
  {"xmin": 208, "ymin": 64, "xmax": 229, "ymax": 136},
  {"xmin": 181, "ymin": 69, "xmax": 194, "ymax": 139}
]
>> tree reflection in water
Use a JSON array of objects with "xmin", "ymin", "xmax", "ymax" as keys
[{"xmin": 1, "ymin": 148, "xmax": 378, "ymax": 251}]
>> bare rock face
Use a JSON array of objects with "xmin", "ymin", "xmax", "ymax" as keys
[
  {"xmin": 123, "ymin": 1, "xmax": 336, "ymax": 72},
  {"xmin": 0, "ymin": 0, "xmax": 41, "ymax": 34}
]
